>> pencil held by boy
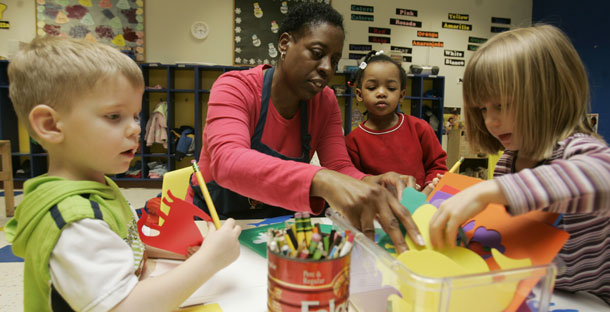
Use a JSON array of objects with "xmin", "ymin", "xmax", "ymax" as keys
[
  {"xmin": 345, "ymin": 51, "xmax": 448, "ymax": 196},
  {"xmin": 4, "ymin": 36, "xmax": 241, "ymax": 311},
  {"xmin": 429, "ymin": 25, "xmax": 610, "ymax": 305}
]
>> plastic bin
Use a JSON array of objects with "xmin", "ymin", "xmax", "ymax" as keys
[{"xmin": 326, "ymin": 209, "xmax": 556, "ymax": 312}]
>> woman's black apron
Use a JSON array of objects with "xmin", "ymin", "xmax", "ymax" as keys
[{"xmin": 191, "ymin": 67, "xmax": 311, "ymax": 219}]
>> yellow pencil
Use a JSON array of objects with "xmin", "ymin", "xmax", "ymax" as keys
[
  {"xmin": 449, "ymin": 157, "xmax": 465, "ymax": 173},
  {"xmin": 191, "ymin": 160, "xmax": 222, "ymax": 230}
]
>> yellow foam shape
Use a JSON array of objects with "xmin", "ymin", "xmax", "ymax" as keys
[
  {"xmin": 397, "ymin": 249, "xmax": 467, "ymax": 278},
  {"xmin": 159, "ymin": 166, "xmax": 193, "ymax": 225},
  {"xmin": 377, "ymin": 203, "xmax": 535, "ymax": 311},
  {"xmin": 492, "ymin": 248, "xmax": 532, "ymax": 269},
  {"xmin": 441, "ymin": 247, "xmax": 489, "ymax": 275},
  {"xmin": 387, "ymin": 294, "xmax": 412, "ymax": 312},
  {"xmin": 405, "ymin": 204, "xmax": 437, "ymax": 251}
]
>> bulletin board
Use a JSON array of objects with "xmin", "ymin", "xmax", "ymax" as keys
[
  {"xmin": 35, "ymin": 0, "xmax": 145, "ymax": 62},
  {"xmin": 233, "ymin": 0, "xmax": 330, "ymax": 66}
]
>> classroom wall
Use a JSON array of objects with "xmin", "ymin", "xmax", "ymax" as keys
[
  {"xmin": 333, "ymin": 0, "xmax": 532, "ymax": 110},
  {"xmin": 0, "ymin": 0, "xmax": 36, "ymax": 58},
  {"xmin": 0, "ymin": 0, "xmax": 533, "ymax": 111},
  {"xmin": 532, "ymin": 0, "xmax": 610, "ymax": 140}
]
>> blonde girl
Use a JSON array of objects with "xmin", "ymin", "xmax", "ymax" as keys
[{"xmin": 429, "ymin": 24, "xmax": 610, "ymax": 305}]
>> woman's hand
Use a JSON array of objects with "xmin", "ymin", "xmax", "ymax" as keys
[
  {"xmin": 429, "ymin": 180, "xmax": 507, "ymax": 249},
  {"xmin": 362, "ymin": 171, "xmax": 419, "ymax": 200},
  {"xmin": 312, "ymin": 169, "xmax": 424, "ymax": 253}
]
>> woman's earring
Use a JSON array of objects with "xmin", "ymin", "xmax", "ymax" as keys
[{"xmin": 280, "ymin": 51, "xmax": 286, "ymax": 61}]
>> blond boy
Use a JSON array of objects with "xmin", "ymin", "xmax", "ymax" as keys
[{"xmin": 5, "ymin": 36, "xmax": 241, "ymax": 311}]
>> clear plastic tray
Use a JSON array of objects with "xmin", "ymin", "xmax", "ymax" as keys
[{"xmin": 326, "ymin": 208, "xmax": 556, "ymax": 312}]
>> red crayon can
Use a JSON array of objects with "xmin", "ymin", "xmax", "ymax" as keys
[{"xmin": 267, "ymin": 247, "xmax": 351, "ymax": 312}]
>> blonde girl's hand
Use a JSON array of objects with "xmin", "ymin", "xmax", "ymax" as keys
[
  {"xmin": 198, "ymin": 218, "xmax": 242, "ymax": 272},
  {"xmin": 428, "ymin": 180, "xmax": 506, "ymax": 249}
]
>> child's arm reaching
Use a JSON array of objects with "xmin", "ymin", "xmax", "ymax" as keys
[
  {"xmin": 112, "ymin": 219, "xmax": 242, "ymax": 311},
  {"xmin": 429, "ymin": 179, "xmax": 507, "ymax": 249},
  {"xmin": 493, "ymin": 137, "xmax": 610, "ymax": 216},
  {"xmin": 422, "ymin": 173, "xmax": 442, "ymax": 196},
  {"xmin": 429, "ymin": 135, "xmax": 610, "ymax": 249}
]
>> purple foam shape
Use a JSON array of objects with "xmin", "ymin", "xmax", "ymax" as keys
[{"xmin": 429, "ymin": 190, "xmax": 453, "ymax": 208}]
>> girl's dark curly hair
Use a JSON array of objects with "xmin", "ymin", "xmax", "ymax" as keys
[
  {"xmin": 278, "ymin": 2, "xmax": 344, "ymax": 41},
  {"xmin": 351, "ymin": 51, "xmax": 407, "ymax": 90}
]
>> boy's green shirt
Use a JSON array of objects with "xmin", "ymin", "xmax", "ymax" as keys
[{"xmin": 5, "ymin": 175, "xmax": 144, "ymax": 311}]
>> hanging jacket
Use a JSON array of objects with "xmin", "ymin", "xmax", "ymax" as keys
[{"xmin": 145, "ymin": 101, "xmax": 168, "ymax": 148}]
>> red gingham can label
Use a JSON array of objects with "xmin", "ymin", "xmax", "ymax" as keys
[{"xmin": 267, "ymin": 248, "xmax": 350, "ymax": 312}]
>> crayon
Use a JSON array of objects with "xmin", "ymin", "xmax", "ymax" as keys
[
  {"xmin": 330, "ymin": 233, "xmax": 342, "ymax": 251},
  {"xmin": 312, "ymin": 242, "xmax": 324, "ymax": 260},
  {"xmin": 284, "ymin": 231, "xmax": 297, "ymax": 254},
  {"xmin": 328, "ymin": 245, "xmax": 339, "ymax": 258},
  {"xmin": 286, "ymin": 228, "xmax": 298, "ymax": 249},
  {"xmin": 295, "ymin": 212, "xmax": 306, "ymax": 249},
  {"xmin": 315, "ymin": 223, "xmax": 322, "ymax": 235},
  {"xmin": 339, "ymin": 233, "xmax": 354, "ymax": 257},
  {"xmin": 302, "ymin": 212, "xmax": 313, "ymax": 246},
  {"xmin": 323, "ymin": 235, "xmax": 330, "ymax": 254},
  {"xmin": 328, "ymin": 235, "xmax": 343, "ymax": 258},
  {"xmin": 308, "ymin": 233, "xmax": 322, "ymax": 254}
]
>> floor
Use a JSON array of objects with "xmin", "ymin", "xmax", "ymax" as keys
[{"xmin": 0, "ymin": 187, "xmax": 161, "ymax": 311}]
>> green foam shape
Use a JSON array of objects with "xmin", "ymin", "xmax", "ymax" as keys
[{"xmin": 401, "ymin": 187, "xmax": 428, "ymax": 214}]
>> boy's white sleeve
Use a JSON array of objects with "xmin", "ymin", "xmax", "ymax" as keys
[{"xmin": 50, "ymin": 218, "xmax": 138, "ymax": 312}]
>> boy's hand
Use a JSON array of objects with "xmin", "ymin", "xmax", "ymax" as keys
[{"xmin": 197, "ymin": 218, "xmax": 242, "ymax": 272}]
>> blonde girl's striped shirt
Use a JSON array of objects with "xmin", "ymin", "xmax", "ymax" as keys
[{"xmin": 493, "ymin": 133, "xmax": 610, "ymax": 305}]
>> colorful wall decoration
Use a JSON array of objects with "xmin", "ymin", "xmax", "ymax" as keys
[
  {"xmin": 233, "ymin": 0, "xmax": 330, "ymax": 66},
  {"xmin": 35, "ymin": 0, "xmax": 145, "ymax": 62}
]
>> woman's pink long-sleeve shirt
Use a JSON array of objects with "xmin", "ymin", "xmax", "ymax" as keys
[{"xmin": 186, "ymin": 65, "xmax": 365, "ymax": 214}]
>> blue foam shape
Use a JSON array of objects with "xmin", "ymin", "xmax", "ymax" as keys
[
  {"xmin": 247, "ymin": 215, "xmax": 292, "ymax": 227},
  {"xmin": 401, "ymin": 187, "xmax": 428, "ymax": 214},
  {"xmin": 0, "ymin": 245, "xmax": 23, "ymax": 263}
]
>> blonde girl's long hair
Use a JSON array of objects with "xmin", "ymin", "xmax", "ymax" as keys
[{"xmin": 462, "ymin": 24, "xmax": 598, "ymax": 161}]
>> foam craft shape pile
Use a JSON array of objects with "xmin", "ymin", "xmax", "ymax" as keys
[
  {"xmin": 137, "ymin": 189, "xmax": 212, "ymax": 256},
  {"xmin": 378, "ymin": 173, "xmax": 569, "ymax": 312},
  {"xmin": 382, "ymin": 204, "xmax": 532, "ymax": 311}
]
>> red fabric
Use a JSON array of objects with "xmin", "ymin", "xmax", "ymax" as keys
[
  {"xmin": 345, "ymin": 113, "xmax": 448, "ymax": 187},
  {"xmin": 187, "ymin": 65, "xmax": 366, "ymax": 214}
]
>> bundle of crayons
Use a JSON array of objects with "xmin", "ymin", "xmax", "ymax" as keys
[{"xmin": 267, "ymin": 212, "xmax": 354, "ymax": 260}]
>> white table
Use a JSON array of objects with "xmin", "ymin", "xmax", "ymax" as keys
[{"xmin": 147, "ymin": 220, "xmax": 609, "ymax": 312}]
